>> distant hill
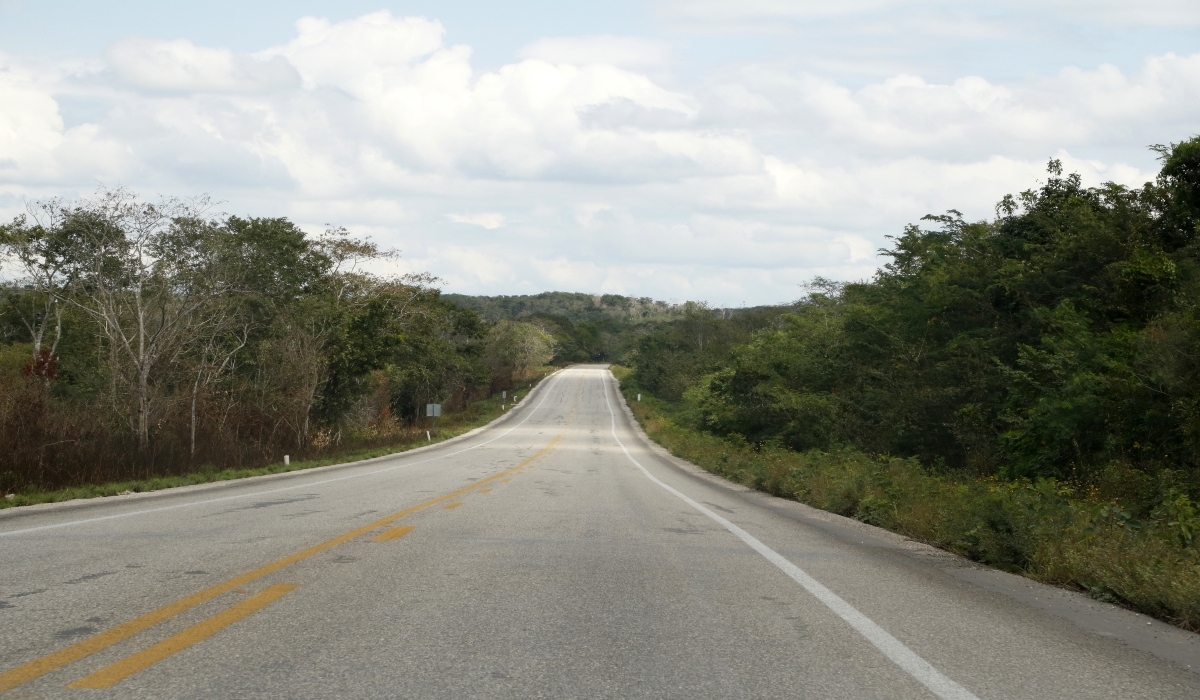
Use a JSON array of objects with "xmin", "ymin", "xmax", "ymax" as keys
[{"xmin": 441, "ymin": 292, "xmax": 680, "ymax": 325}]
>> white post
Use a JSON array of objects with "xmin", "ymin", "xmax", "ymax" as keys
[
  {"xmin": 426, "ymin": 430, "xmax": 431, "ymax": 442},
  {"xmin": 284, "ymin": 455, "xmax": 290, "ymax": 466},
  {"xmin": 637, "ymin": 394, "xmax": 641, "ymax": 402}
]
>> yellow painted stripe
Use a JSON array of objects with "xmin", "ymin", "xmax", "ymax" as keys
[
  {"xmin": 370, "ymin": 525, "xmax": 415, "ymax": 542},
  {"xmin": 0, "ymin": 434, "xmax": 561, "ymax": 694},
  {"xmin": 68, "ymin": 584, "xmax": 298, "ymax": 689},
  {"xmin": 479, "ymin": 488, "xmax": 491, "ymax": 494},
  {"xmin": 443, "ymin": 502, "xmax": 464, "ymax": 510}
]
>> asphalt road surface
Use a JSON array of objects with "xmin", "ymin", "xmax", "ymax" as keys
[{"xmin": 2, "ymin": 365, "xmax": 1199, "ymax": 699}]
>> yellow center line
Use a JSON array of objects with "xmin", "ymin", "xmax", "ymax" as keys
[
  {"xmin": 443, "ymin": 502, "xmax": 464, "ymax": 510},
  {"xmin": 479, "ymin": 488, "xmax": 491, "ymax": 494},
  {"xmin": 370, "ymin": 525, "xmax": 415, "ymax": 542},
  {"xmin": 68, "ymin": 584, "xmax": 299, "ymax": 689},
  {"xmin": 0, "ymin": 434, "xmax": 561, "ymax": 694}
]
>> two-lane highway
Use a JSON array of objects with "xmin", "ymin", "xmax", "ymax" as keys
[{"xmin": 2, "ymin": 366, "xmax": 1199, "ymax": 698}]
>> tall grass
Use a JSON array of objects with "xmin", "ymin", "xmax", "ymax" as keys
[{"xmin": 612, "ymin": 367, "xmax": 1200, "ymax": 631}]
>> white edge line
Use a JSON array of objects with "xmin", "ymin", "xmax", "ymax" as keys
[
  {"xmin": 0, "ymin": 371, "xmax": 567, "ymax": 538},
  {"xmin": 598, "ymin": 368, "xmax": 981, "ymax": 700}
]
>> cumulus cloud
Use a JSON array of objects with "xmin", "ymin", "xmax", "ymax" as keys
[
  {"xmin": 697, "ymin": 55, "xmax": 1200, "ymax": 163},
  {"xmin": 0, "ymin": 10, "xmax": 1195, "ymax": 305},
  {"xmin": 0, "ymin": 54, "xmax": 125, "ymax": 184},
  {"xmin": 0, "ymin": 56, "xmax": 63, "ymax": 171}
]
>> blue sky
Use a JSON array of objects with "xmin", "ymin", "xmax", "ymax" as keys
[{"xmin": 2, "ymin": 1, "xmax": 1199, "ymax": 304}]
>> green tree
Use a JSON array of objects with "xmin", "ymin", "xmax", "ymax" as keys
[{"xmin": 485, "ymin": 320, "xmax": 556, "ymax": 386}]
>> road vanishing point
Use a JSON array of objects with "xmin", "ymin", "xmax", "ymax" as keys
[{"xmin": 1, "ymin": 366, "xmax": 1199, "ymax": 698}]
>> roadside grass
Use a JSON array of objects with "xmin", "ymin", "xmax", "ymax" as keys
[
  {"xmin": 610, "ymin": 366, "xmax": 1200, "ymax": 632},
  {"xmin": 0, "ymin": 376, "xmax": 551, "ymax": 511}
]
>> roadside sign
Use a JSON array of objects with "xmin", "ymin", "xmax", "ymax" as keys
[{"xmin": 425, "ymin": 403, "xmax": 442, "ymax": 417}]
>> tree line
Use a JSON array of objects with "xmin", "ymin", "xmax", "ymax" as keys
[
  {"xmin": 444, "ymin": 290, "xmax": 768, "ymax": 364},
  {"xmin": 0, "ymin": 190, "xmax": 554, "ymax": 492},
  {"xmin": 632, "ymin": 136, "xmax": 1200, "ymax": 502}
]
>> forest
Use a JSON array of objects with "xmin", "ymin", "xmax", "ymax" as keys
[
  {"xmin": 634, "ymin": 138, "xmax": 1200, "ymax": 490},
  {"xmin": 0, "ymin": 191, "xmax": 557, "ymax": 493}
]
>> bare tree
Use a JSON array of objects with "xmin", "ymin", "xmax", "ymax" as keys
[
  {"xmin": 187, "ymin": 322, "xmax": 249, "ymax": 458},
  {"xmin": 67, "ymin": 190, "xmax": 224, "ymax": 450}
]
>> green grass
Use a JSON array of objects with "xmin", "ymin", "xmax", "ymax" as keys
[
  {"xmin": 0, "ymin": 379, "xmax": 548, "ymax": 511},
  {"xmin": 613, "ymin": 369, "xmax": 1200, "ymax": 632}
]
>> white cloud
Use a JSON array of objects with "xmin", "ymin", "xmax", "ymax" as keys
[
  {"xmin": 518, "ymin": 36, "xmax": 673, "ymax": 70},
  {"xmin": 0, "ymin": 54, "xmax": 125, "ymax": 185},
  {"xmin": 267, "ymin": 13, "xmax": 447, "ymax": 91},
  {"xmin": 697, "ymin": 55, "xmax": 1200, "ymax": 163},
  {"xmin": 0, "ymin": 56, "xmax": 63, "ymax": 171},
  {"xmin": 107, "ymin": 38, "xmax": 299, "ymax": 93},
  {"xmin": 0, "ymin": 11, "xmax": 1195, "ymax": 305},
  {"xmin": 448, "ymin": 212, "xmax": 505, "ymax": 229},
  {"xmin": 835, "ymin": 234, "xmax": 877, "ymax": 263}
]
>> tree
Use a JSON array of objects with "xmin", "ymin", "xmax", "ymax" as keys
[
  {"xmin": 64, "ymin": 190, "xmax": 225, "ymax": 451},
  {"xmin": 485, "ymin": 320, "xmax": 555, "ymax": 386},
  {"xmin": 0, "ymin": 200, "xmax": 82, "ymax": 377},
  {"xmin": 684, "ymin": 138, "xmax": 1200, "ymax": 485}
]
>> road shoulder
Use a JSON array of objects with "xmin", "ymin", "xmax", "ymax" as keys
[{"xmin": 606, "ymin": 368, "xmax": 1200, "ymax": 676}]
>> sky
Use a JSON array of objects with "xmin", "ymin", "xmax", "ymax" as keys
[{"xmin": 1, "ymin": 1, "xmax": 1198, "ymax": 306}]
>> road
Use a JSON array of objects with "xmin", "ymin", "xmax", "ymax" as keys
[{"xmin": 1, "ymin": 365, "xmax": 1198, "ymax": 699}]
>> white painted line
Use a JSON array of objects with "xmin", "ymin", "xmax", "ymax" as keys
[
  {"xmin": 599, "ymin": 368, "xmax": 980, "ymax": 700},
  {"xmin": 0, "ymin": 372, "xmax": 568, "ymax": 538}
]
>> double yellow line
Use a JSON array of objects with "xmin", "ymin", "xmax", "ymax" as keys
[
  {"xmin": 68, "ymin": 584, "xmax": 299, "ymax": 689},
  {"xmin": 0, "ymin": 435, "xmax": 561, "ymax": 694}
]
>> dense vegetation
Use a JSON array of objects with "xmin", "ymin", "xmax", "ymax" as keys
[
  {"xmin": 0, "ymin": 191, "xmax": 555, "ymax": 493},
  {"xmin": 619, "ymin": 137, "xmax": 1200, "ymax": 628},
  {"xmin": 445, "ymin": 290, "xmax": 772, "ymax": 365},
  {"xmin": 444, "ymin": 291, "xmax": 679, "ymax": 363},
  {"xmin": 636, "ymin": 140, "xmax": 1200, "ymax": 496}
]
